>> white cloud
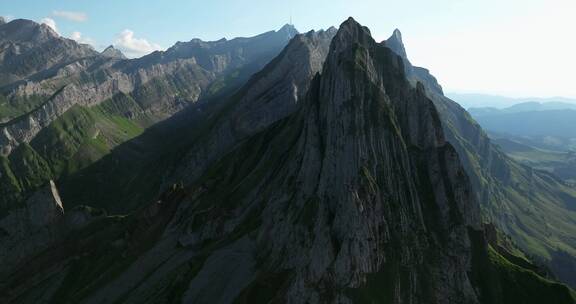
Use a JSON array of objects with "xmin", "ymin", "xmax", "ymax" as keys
[
  {"xmin": 70, "ymin": 31, "xmax": 95, "ymax": 46},
  {"xmin": 40, "ymin": 18, "xmax": 59, "ymax": 34},
  {"xmin": 115, "ymin": 29, "xmax": 162, "ymax": 58},
  {"xmin": 52, "ymin": 10, "xmax": 87, "ymax": 22}
]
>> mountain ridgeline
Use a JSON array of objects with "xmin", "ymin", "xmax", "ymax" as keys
[
  {"xmin": 1, "ymin": 18, "xmax": 575, "ymax": 303},
  {"xmin": 0, "ymin": 18, "xmax": 298, "ymax": 211}
]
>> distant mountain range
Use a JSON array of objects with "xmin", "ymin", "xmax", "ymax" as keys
[
  {"xmin": 1, "ymin": 17, "xmax": 576, "ymax": 303},
  {"xmin": 448, "ymin": 92, "xmax": 576, "ymax": 109},
  {"xmin": 468, "ymin": 102, "xmax": 576, "ymax": 184},
  {"xmin": 470, "ymin": 101, "xmax": 576, "ymax": 116},
  {"xmin": 469, "ymin": 102, "xmax": 576, "ymax": 150}
]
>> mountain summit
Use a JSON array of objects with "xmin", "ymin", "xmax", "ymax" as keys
[
  {"xmin": 100, "ymin": 45, "xmax": 127, "ymax": 59},
  {"xmin": 384, "ymin": 28, "xmax": 407, "ymax": 58},
  {"xmin": 278, "ymin": 23, "xmax": 299, "ymax": 36}
]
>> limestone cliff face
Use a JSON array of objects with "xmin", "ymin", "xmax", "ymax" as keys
[
  {"xmin": 160, "ymin": 18, "xmax": 482, "ymax": 303},
  {"xmin": 230, "ymin": 18, "xmax": 482, "ymax": 302}
]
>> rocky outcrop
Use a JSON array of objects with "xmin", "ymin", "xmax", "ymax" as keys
[{"xmin": 0, "ymin": 180, "xmax": 64, "ymax": 277}]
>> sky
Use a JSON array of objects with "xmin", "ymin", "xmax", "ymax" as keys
[{"xmin": 2, "ymin": 0, "xmax": 576, "ymax": 98}]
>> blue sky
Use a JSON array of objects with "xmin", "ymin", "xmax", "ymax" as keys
[{"xmin": 2, "ymin": 0, "xmax": 576, "ymax": 98}]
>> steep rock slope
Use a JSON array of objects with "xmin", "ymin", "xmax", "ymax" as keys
[
  {"xmin": 2, "ymin": 18, "xmax": 574, "ymax": 304},
  {"xmin": 59, "ymin": 27, "xmax": 337, "ymax": 213},
  {"xmin": 384, "ymin": 29, "xmax": 576, "ymax": 287}
]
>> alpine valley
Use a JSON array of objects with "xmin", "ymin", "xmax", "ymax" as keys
[{"xmin": 1, "ymin": 16, "xmax": 575, "ymax": 303}]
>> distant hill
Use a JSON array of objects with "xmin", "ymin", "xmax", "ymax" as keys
[
  {"xmin": 491, "ymin": 136, "xmax": 576, "ymax": 183},
  {"xmin": 448, "ymin": 93, "xmax": 576, "ymax": 109},
  {"xmin": 469, "ymin": 101, "xmax": 576, "ymax": 147},
  {"xmin": 470, "ymin": 101, "xmax": 576, "ymax": 116},
  {"xmin": 469, "ymin": 102, "xmax": 576, "ymax": 182}
]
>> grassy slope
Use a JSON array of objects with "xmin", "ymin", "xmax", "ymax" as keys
[
  {"xmin": 1, "ymin": 93, "xmax": 150, "ymax": 211},
  {"xmin": 493, "ymin": 137, "xmax": 576, "ymax": 183},
  {"xmin": 0, "ymin": 94, "xmax": 47, "ymax": 122},
  {"xmin": 486, "ymin": 246, "xmax": 576, "ymax": 304},
  {"xmin": 449, "ymin": 121, "xmax": 576, "ymax": 287}
]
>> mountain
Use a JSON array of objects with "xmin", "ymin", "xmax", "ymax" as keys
[
  {"xmin": 471, "ymin": 109, "xmax": 576, "ymax": 139},
  {"xmin": 470, "ymin": 101, "xmax": 576, "ymax": 116},
  {"xmin": 100, "ymin": 45, "xmax": 127, "ymax": 59},
  {"xmin": 448, "ymin": 93, "xmax": 576, "ymax": 109},
  {"xmin": 2, "ymin": 17, "xmax": 574, "ymax": 304},
  {"xmin": 468, "ymin": 103, "xmax": 576, "ymax": 150},
  {"xmin": 466, "ymin": 103, "xmax": 576, "ymax": 183},
  {"xmin": 0, "ymin": 19, "xmax": 99, "ymax": 88},
  {"xmin": 490, "ymin": 136, "xmax": 576, "ymax": 183},
  {"xmin": 0, "ymin": 19, "xmax": 298, "ymax": 211},
  {"xmin": 385, "ymin": 24, "xmax": 576, "ymax": 288},
  {"xmin": 3, "ymin": 15, "xmax": 573, "ymax": 294}
]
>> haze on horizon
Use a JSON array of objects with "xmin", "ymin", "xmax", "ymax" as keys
[{"xmin": 2, "ymin": 0, "xmax": 575, "ymax": 99}]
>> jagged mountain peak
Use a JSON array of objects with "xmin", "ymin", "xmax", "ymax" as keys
[
  {"xmin": 39, "ymin": 23, "xmax": 59, "ymax": 38},
  {"xmin": 101, "ymin": 45, "xmax": 127, "ymax": 59},
  {"xmin": 278, "ymin": 23, "xmax": 298, "ymax": 35},
  {"xmin": 385, "ymin": 28, "xmax": 408, "ymax": 59},
  {"xmin": 326, "ymin": 25, "xmax": 338, "ymax": 32},
  {"xmin": 333, "ymin": 17, "xmax": 374, "ymax": 47},
  {"xmin": 0, "ymin": 18, "xmax": 59, "ymax": 43}
]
